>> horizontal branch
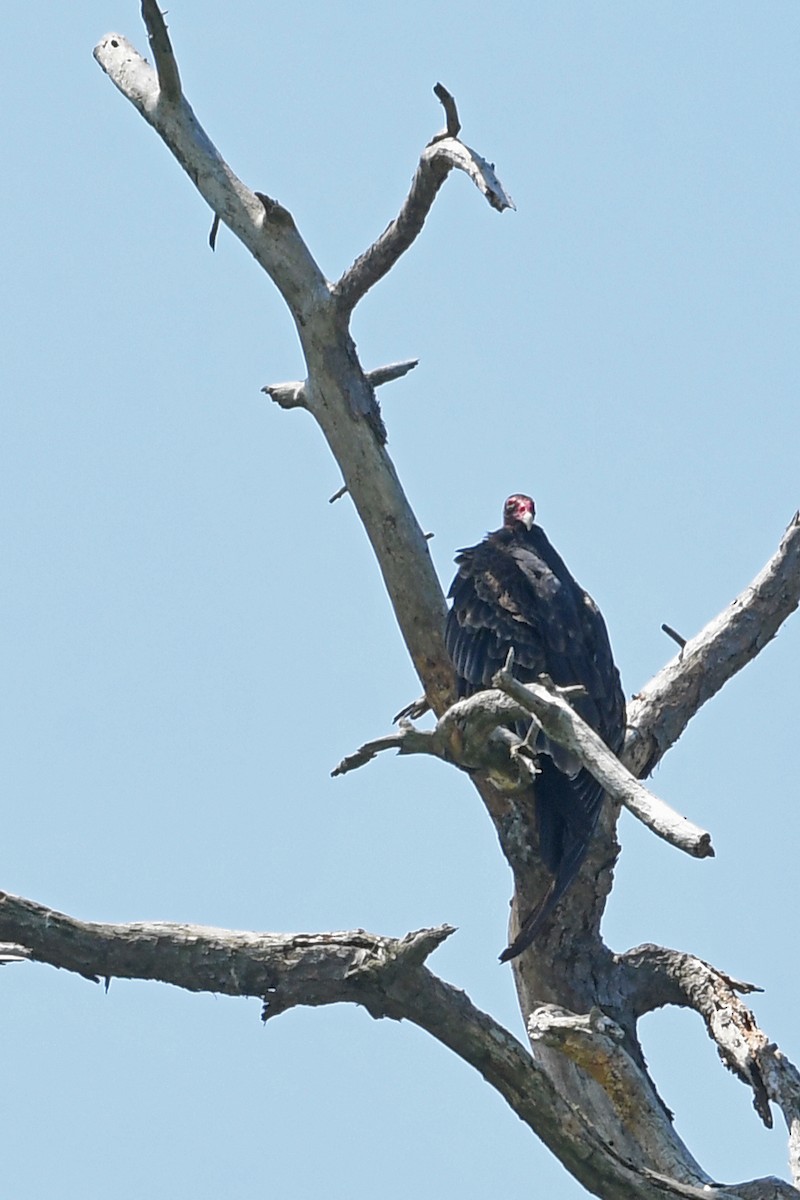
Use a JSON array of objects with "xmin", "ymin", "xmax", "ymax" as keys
[
  {"xmin": 624, "ymin": 513, "xmax": 800, "ymax": 778},
  {"xmin": 492, "ymin": 666, "xmax": 714, "ymax": 859},
  {"xmin": 0, "ymin": 892, "xmax": 555, "ymax": 1154},
  {"xmin": 331, "ymin": 723, "xmax": 437, "ymax": 776},
  {"xmin": 333, "ymin": 692, "xmax": 536, "ymax": 794},
  {"xmin": 333, "ymin": 84, "xmax": 513, "ymax": 313},
  {"xmin": 262, "ymin": 359, "xmax": 419, "ymax": 412},
  {"xmin": 1, "ymin": 887, "xmax": 784, "ymax": 1200},
  {"xmin": 0, "ymin": 893, "xmax": 628, "ymax": 1192}
]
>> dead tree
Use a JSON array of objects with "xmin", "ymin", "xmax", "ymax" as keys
[{"xmin": 2, "ymin": 6, "xmax": 799, "ymax": 1198}]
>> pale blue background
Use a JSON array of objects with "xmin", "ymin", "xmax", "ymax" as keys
[{"xmin": 1, "ymin": 4, "xmax": 798, "ymax": 1197}]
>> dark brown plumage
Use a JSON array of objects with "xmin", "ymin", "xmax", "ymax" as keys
[{"xmin": 445, "ymin": 494, "xmax": 625, "ymax": 961}]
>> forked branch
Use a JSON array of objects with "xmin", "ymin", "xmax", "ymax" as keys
[
  {"xmin": 334, "ymin": 83, "xmax": 514, "ymax": 314},
  {"xmin": 336, "ymin": 514, "xmax": 800, "ymax": 872}
]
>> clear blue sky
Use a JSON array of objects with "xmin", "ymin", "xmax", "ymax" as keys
[{"xmin": 2, "ymin": 4, "xmax": 799, "ymax": 1197}]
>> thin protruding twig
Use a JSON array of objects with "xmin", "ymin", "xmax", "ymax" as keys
[
  {"xmin": 140, "ymin": 0, "xmax": 182, "ymax": 101},
  {"xmin": 209, "ymin": 213, "xmax": 221, "ymax": 250},
  {"xmin": 393, "ymin": 695, "xmax": 430, "ymax": 722},
  {"xmin": 493, "ymin": 666, "xmax": 714, "ymax": 859},
  {"xmin": 329, "ymin": 485, "xmax": 348, "ymax": 504},
  {"xmin": 661, "ymin": 624, "xmax": 687, "ymax": 649},
  {"xmin": 263, "ymin": 360, "xmax": 420, "ymax": 418},
  {"xmin": 432, "ymin": 83, "xmax": 461, "ymax": 139},
  {"xmin": 331, "ymin": 724, "xmax": 445, "ymax": 777}
]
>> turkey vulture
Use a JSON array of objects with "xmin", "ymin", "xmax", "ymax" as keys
[{"xmin": 445, "ymin": 494, "xmax": 625, "ymax": 961}]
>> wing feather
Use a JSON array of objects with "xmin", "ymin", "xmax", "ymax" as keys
[{"xmin": 445, "ymin": 520, "xmax": 625, "ymax": 959}]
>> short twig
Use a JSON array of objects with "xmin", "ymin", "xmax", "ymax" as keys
[
  {"xmin": 393, "ymin": 695, "xmax": 431, "ymax": 722},
  {"xmin": 263, "ymin": 360, "xmax": 419, "ymax": 419},
  {"xmin": 0, "ymin": 942, "xmax": 30, "ymax": 965},
  {"xmin": 661, "ymin": 623, "xmax": 687, "ymax": 650},
  {"xmin": 432, "ymin": 83, "xmax": 461, "ymax": 139},
  {"xmin": 366, "ymin": 359, "xmax": 419, "ymax": 387},
  {"xmin": 332, "ymin": 733, "xmax": 403, "ymax": 776},
  {"xmin": 262, "ymin": 381, "xmax": 307, "ymax": 410}
]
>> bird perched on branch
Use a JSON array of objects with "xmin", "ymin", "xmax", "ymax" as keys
[{"xmin": 445, "ymin": 494, "xmax": 625, "ymax": 961}]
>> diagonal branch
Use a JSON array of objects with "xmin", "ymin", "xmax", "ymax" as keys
[
  {"xmin": 333, "ymin": 84, "xmax": 514, "ymax": 314},
  {"xmin": 262, "ymin": 358, "xmax": 419, "ymax": 413},
  {"xmin": 94, "ymin": 20, "xmax": 457, "ymax": 714},
  {"xmin": 624, "ymin": 512, "xmax": 800, "ymax": 778},
  {"xmin": 528, "ymin": 1004, "xmax": 698, "ymax": 1172},
  {"xmin": 492, "ymin": 667, "xmax": 714, "ymax": 858},
  {"xmin": 93, "ymin": 33, "xmax": 328, "ymax": 325},
  {"xmin": 141, "ymin": 0, "xmax": 181, "ymax": 101}
]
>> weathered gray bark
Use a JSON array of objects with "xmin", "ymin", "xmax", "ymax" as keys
[
  {"xmin": 3, "ymin": 5, "xmax": 798, "ymax": 1198},
  {"xmin": 0, "ymin": 890, "xmax": 795, "ymax": 1200}
]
